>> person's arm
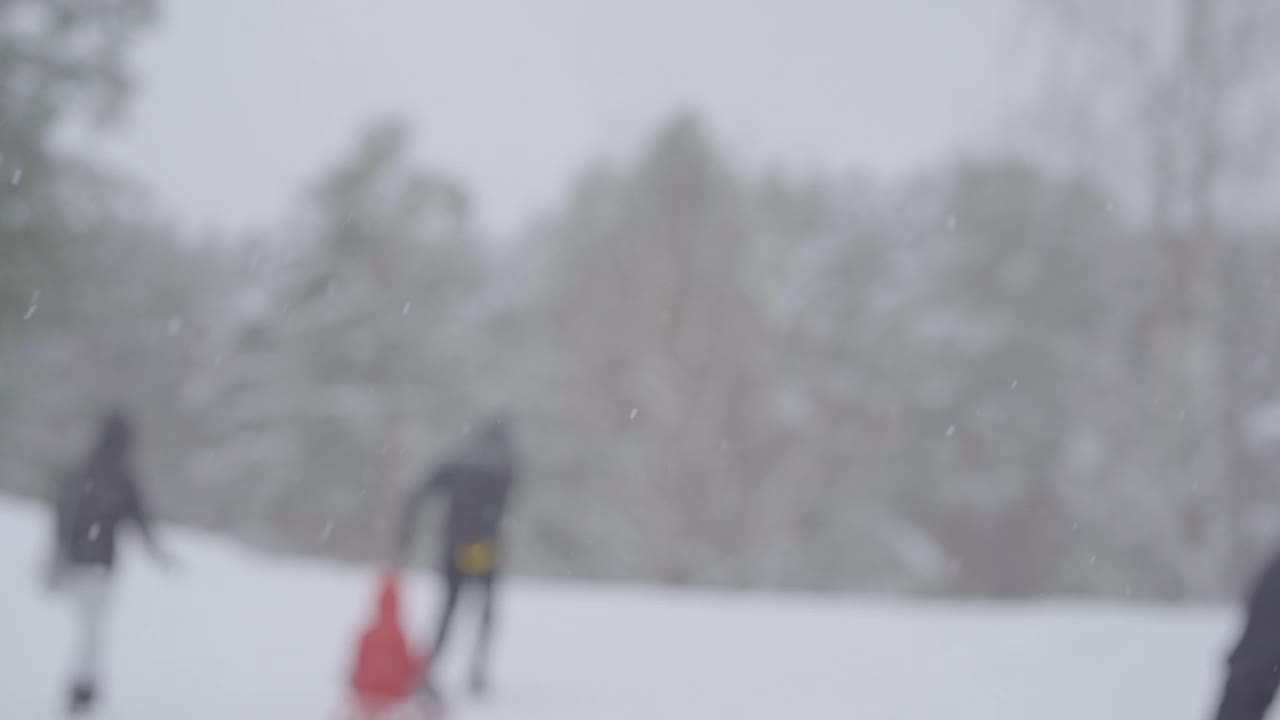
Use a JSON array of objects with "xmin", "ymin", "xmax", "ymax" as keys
[
  {"xmin": 124, "ymin": 470, "xmax": 155, "ymax": 542},
  {"xmin": 395, "ymin": 468, "xmax": 449, "ymax": 562},
  {"xmin": 505, "ymin": 462, "xmax": 518, "ymax": 509},
  {"xmin": 121, "ymin": 467, "xmax": 173, "ymax": 567},
  {"xmin": 46, "ymin": 469, "xmax": 66, "ymax": 546},
  {"xmin": 44, "ymin": 468, "xmax": 61, "ymax": 506},
  {"xmin": 43, "ymin": 469, "xmax": 71, "ymax": 588}
]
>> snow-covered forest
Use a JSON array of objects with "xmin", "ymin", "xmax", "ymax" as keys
[{"xmin": 2, "ymin": 0, "xmax": 1280, "ymax": 601}]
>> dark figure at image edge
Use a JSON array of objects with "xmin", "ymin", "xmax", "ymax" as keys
[
  {"xmin": 46, "ymin": 411, "xmax": 172, "ymax": 716},
  {"xmin": 1214, "ymin": 548, "xmax": 1280, "ymax": 720},
  {"xmin": 397, "ymin": 420, "xmax": 516, "ymax": 699}
]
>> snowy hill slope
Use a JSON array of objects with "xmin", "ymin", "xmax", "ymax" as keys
[{"xmin": 0, "ymin": 498, "xmax": 1242, "ymax": 719}]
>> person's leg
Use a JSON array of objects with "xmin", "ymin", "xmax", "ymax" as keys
[
  {"xmin": 431, "ymin": 565, "xmax": 464, "ymax": 659},
  {"xmin": 469, "ymin": 571, "xmax": 497, "ymax": 696},
  {"xmin": 68, "ymin": 567, "xmax": 109, "ymax": 713},
  {"xmin": 418, "ymin": 563, "xmax": 463, "ymax": 702}
]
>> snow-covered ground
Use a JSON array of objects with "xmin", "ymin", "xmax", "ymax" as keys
[{"xmin": 0, "ymin": 497, "xmax": 1243, "ymax": 719}]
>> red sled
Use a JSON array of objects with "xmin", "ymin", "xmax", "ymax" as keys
[{"xmin": 337, "ymin": 571, "xmax": 443, "ymax": 720}]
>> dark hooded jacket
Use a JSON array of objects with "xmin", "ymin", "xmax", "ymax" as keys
[
  {"xmin": 52, "ymin": 414, "xmax": 155, "ymax": 569},
  {"xmin": 398, "ymin": 421, "xmax": 516, "ymax": 561},
  {"xmin": 1215, "ymin": 548, "xmax": 1280, "ymax": 720}
]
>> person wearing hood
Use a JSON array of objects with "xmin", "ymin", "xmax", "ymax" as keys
[
  {"xmin": 46, "ymin": 410, "xmax": 174, "ymax": 715},
  {"xmin": 397, "ymin": 419, "xmax": 516, "ymax": 698}
]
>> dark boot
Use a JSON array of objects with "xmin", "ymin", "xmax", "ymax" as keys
[{"xmin": 67, "ymin": 679, "xmax": 96, "ymax": 715}]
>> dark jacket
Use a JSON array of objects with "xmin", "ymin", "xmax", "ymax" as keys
[
  {"xmin": 398, "ymin": 422, "xmax": 515, "ymax": 561},
  {"xmin": 1215, "ymin": 549, "xmax": 1280, "ymax": 720},
  {"xmin": 52, "ymin": 414, "xmax": 155, "ymax": 570}
]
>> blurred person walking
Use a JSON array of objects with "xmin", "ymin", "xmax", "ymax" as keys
[
  {"xmin": 44, "ymin": 410, "xmax": 174, "ymax": 715},
  {"xmin": 396, "ymin": 419, "xmax": 516, "ymax": 700}
]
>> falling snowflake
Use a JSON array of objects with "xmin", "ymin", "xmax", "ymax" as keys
[{"xmin": 11, "ymin": 167, "xmax": 22, "ymax": 185}]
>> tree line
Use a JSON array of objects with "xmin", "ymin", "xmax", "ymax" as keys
[{"xmin": 2, "ymin": 0, "xmax": 1279, "ymax": 599}]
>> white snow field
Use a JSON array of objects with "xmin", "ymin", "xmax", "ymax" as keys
[{"xmin": 0, "ymin": 497, "xmax": 1245, "ymax": 719}]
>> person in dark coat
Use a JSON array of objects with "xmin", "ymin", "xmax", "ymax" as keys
[
  {"xmin": 1213, "ymin": 549, "xmax": 1280, "ymax": 720},
  {"xmin": 396, "ymin": 419, "xmax": 516, "ymax": 698},
  {"xmin": 46, "ymin": 410, "xmax": 173, "ymax": 715}
]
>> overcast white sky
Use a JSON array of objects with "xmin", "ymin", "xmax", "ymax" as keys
[{"xmin": 78, "ymin": 0, "xmax": 1013, "ymax": 236}]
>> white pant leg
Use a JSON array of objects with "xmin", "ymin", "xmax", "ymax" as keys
[{"xmin": 66, "ymin": 567, "xmax": 110, "ymax": 685}]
